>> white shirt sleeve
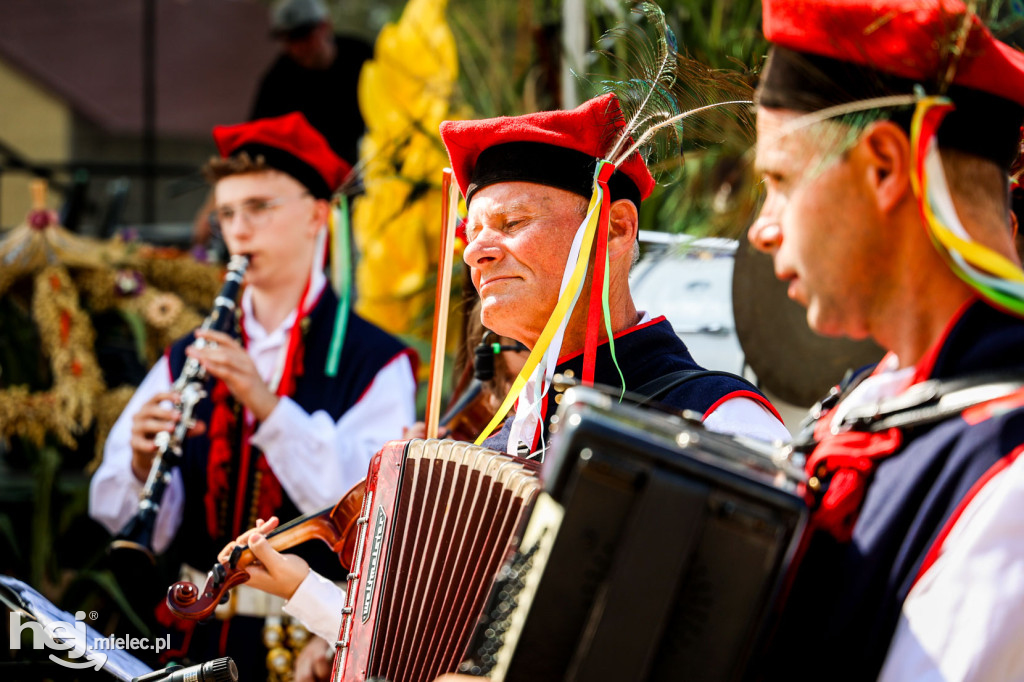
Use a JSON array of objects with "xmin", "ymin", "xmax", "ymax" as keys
[
  {"xmin": 252, "ymin": 353, "xmax": 417, "ymax": 514},
  {"xmin": 878, "ymin": 453, "xmax": 1024, "ymax": 682},
  {"xmin": 283, "ymin": 570, "xmax": 346, "ymax": 643},
  {"xmin": 703, "ymin": 397, "xmax": 792, "ymax": 444},
  {"xmin": 88, "ymin": 356, "xmax": 185, "ymax": 555}
]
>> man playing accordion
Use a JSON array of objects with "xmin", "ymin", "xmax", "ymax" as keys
[
  {"xmin": 214, "ymin": 90, "xmax": 790, "ymax": 677},
  {"xmin": 747, "ymin": 0, "xmax": 1024, "ymax": 678}
]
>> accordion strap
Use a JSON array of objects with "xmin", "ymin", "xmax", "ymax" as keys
[
  {"xmin": 633, "ymin": 369, "xmax": 761, "ymax": 406},
  {"xmin": 832, "ymin": 371, "xmax": 1024, "ymax": 433}
]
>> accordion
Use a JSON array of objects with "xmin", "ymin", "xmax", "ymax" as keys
[
  {"xmin": 331, "ymin": 439, "xmax": 542, "ymax": 682},
  {"xmin": 333, "ymin": 387, "xmax": 807, "ymax": 682}
]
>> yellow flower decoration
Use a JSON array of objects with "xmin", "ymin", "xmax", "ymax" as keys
[{"xmin": 353, "ymin": 0, "xmax": 461, "ymax": 343}]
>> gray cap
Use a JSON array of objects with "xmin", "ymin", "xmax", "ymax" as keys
[{"xmin": 270, "ymin": 0, "xmax": 329, "ymax": 35}]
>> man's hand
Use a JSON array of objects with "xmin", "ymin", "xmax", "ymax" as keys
[
  {"xmin": 129, "ymin": 391, "xmax": 206, "ymax": 481},
  {"xmin": 187, "ymin": 329, "xmax": 280, "ymax": 420},
  {"xmin": 217, "ymin": 517, "xmax": 310, "ymax": 600},
  {"xmin": 294, "ymin": 636, "xmax": 332, "ymax": 682}
]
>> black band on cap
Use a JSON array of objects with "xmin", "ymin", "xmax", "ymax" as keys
[
  {"xmin": 466, "ymin": 141, "xmax": 642, "ymax": 208},
  {"xmin": 232, "ymin": 143, "xmax": 333, "ymax": 199},
  {"xmin": 757, "ymin": 46, "xmax": 1024, "ymax": 170}
]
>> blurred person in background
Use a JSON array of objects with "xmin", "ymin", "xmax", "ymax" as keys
[{"xmin": 251, "ymin": 0, "xmax": 373, "ymax": 170}]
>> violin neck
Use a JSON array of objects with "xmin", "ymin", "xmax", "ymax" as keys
[{"xmin": 267, "ymin": 506, "xmax": 333, "ymax": 538}]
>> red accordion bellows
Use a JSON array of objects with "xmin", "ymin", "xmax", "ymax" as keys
[{"xmin": 333, "ymin": 439, "xmax": 541, "ymax": 682}]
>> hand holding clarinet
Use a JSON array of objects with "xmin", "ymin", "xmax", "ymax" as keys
[{"xmin": 113, "ymin": 254, "xmax": 252, "ymax": 559}]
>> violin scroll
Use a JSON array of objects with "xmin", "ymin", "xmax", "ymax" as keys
[{"xmin": 167, "ymin": 562, "xmax": 253, "ymax": 619}]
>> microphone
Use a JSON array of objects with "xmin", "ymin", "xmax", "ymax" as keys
[
  {"xmin": 473, "ymin": 331, "xmax": 527, "ymax": 382},
  {"xmin": 132, "ymin": 657, "xmax": 237, "ymax": 682}
]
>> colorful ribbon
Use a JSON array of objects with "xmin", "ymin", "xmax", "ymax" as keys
[
  {"xmin": 910, "ymin": 96, "xmax": 1024, "ymax": 317},
  {"xmin": 474, "ymin": 162, "xmax": 613, "ymax": 446}
]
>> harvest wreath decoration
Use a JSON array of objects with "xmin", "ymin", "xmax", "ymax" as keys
[{"xmin": 0, "ymin": 182, "xmax": 222, "ymax": 467}]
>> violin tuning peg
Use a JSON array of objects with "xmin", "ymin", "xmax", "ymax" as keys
[{"xmin": 212, "ymin": 562, "xmax": 226, "ymax": 587}]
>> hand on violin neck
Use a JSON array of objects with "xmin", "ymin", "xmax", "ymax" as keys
[
  {"xmin": 244, "ymin": 532, "xmax": 310, "ymax": 600},
  {"xmin": 217, "ymin": 517, "xmax": 309, "ymax": 601},
  {"xmin": 218, "ymin": 516, "xmax": 279, "ymax": 566}
]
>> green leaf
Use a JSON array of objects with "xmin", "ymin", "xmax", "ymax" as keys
[
  {"xmin": 118, "ymin": 309, "xmax": 150, "ymax": 365},
  {"xmin": 69, "ymin": 570, "xmax": 153, "ymax": 636},
  {"xmin": 31, "ymin": 445, "xmax": 60, "ymax": 587},
  {"xmin": 0, "ymin": 512, "xmax": 22, "ymax": 563}
]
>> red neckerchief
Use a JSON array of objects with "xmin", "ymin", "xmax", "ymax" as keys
[
  {"xmin": 801, "ymin": 300, "xmax": 981, "ymax": 542},
  {"xmin": 801, "ymin": 358, "xmax": 903, "ymax": 541},
  {"xmin": 804, "ymin": 421, "xmax": 903, "ymax": 542},
  {"xmin": 204, "ymin": 380, "xmax": 236, "ymax": 538}
]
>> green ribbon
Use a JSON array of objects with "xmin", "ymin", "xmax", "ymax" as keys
[{"xmin": 325, "ymin": 194, "xmax": 352, "ymax": 377}]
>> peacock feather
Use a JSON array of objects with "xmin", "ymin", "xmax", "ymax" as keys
[{"xmin": 591, "ymin": 2, "xmax": 755, "ymax": 181}]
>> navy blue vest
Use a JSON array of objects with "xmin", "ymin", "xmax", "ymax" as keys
[
  {"xmin": 764, "ymin": 300, "xmax": 1024, "ymax": 680},
  {"xmin": 486, "ymin": 317, "xmax": 776, "ymax": 452},
  {"xmin": 166, "ymin": 287, "xmax": 408, "ymax": 578}
]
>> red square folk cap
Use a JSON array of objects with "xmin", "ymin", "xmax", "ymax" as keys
[
  {"xmin": 439, "ymin": 93, "xmax": 656, "ymax": 207},
  {"xmin": 212, "ymin": 112, "xmax": 351, "ymax": 199},
  {"xmin": 758, "ymin": 0, "xmax": 1024, "ymax": 168},
  {"xmin": 761, "ymin": 0, "xmax": 1024, "ymax": 109}
]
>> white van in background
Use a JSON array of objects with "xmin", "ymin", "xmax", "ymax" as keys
[{"xmin": 630, "ymin": 231, "xmax": 884, "ymax": 433}]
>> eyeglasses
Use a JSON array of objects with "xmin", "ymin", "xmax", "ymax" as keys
[{"xmin": 209, "ymin": 193, "xmax": 311, "ymax": 234}]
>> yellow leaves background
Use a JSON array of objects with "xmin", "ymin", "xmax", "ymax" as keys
[{"xmin": 353, "ymin": 0, "xmax": 464, "ymax": 343}]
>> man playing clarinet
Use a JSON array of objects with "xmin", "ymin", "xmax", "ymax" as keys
[{"xmin": 89, "ymin": 112, "xmax": 416, "ymax": 681}]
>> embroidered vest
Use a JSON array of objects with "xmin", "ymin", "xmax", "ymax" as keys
[{"xmin": 486, "ymin": 317, "xmax": 777, "ymax": 453}]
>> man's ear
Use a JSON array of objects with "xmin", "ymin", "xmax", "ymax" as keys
[
  {"xmin": 308, "ymin": 198, "xmax": 331, "ymax": 238},
  {"xmin": 608, "ymin": 199, "xmax": 639, "ymax": 260},
  {"xmin": 860, "ymin": 120, "xmax": 912, "ymax": 214}
]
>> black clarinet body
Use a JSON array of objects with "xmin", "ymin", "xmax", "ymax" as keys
[{"xmin": 110, "ymin": 254, "xmax": 249, "ymax": 562}]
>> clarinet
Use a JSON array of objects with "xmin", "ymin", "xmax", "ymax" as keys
[{"xmin": 110, "ymin": 254, "xmax": 250, "ymax": 563}]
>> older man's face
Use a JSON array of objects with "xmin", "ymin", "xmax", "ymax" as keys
[
  {"xmin": 748, "ymin": 107, "xmax": 887, "ymax": 340},
  {"xmin": 463, "ymin": 182, "xmax": 587, "ymax": 348}
]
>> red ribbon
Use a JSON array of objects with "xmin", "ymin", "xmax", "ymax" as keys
[
  {"xmin": 204, "ymin": 381, "xmax": 235, "ymax": 538},
  {"xmin": 582, "ymin": 162, "xmax": 616, "ymax": 386}
]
